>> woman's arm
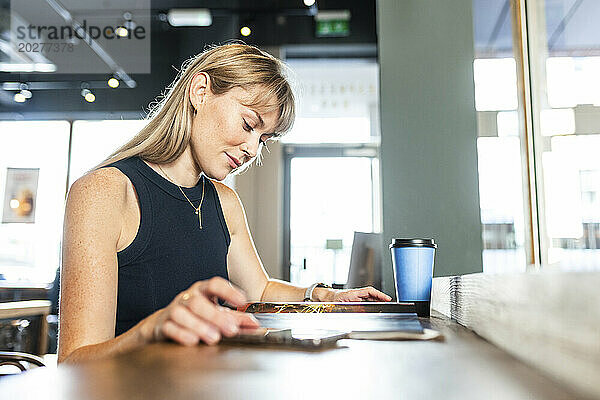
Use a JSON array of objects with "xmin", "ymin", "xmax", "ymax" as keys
[
  {"xmin": 59, "ymin": 168, "xmax": 130, "ymax": 363},
  {"xmin": 214, "ymin": 183, "xmax": 391, "ymax": 303}
]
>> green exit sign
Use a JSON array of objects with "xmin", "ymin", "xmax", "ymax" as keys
[
  {"xmin": 316, "ymin": 20, "xmax": 350, "ymax": 37},
  {"xmin": 326, "ymin": 239, "xmax": 344, "ymax": 250},
  {"xmin": 315, "ymin": 10, "xmax": 351, "ymax": 38}
]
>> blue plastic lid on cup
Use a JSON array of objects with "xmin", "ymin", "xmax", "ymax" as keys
[{"xmin": 390, "ymin": 238, "xmax": 437, "ymax": 249}]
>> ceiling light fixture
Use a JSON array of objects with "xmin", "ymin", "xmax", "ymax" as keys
[
  {"xmin": 240, "ymin": 26, "xmax": 251, "ymax": 36},
  {"xmin": 167, "ymin": 9, "xmax": 212, "ymax": 27},
  {"xmin": 0, "ymin": 63, "xmax": 57, "ymax": 73},
  {"xmin": 115, "ymin": 26, "xmax": 129, "ymax": 37},
  {"xmin": 13, "ymin": 84, "xmax": 31, "ymax": 103},
  {"xmin": 14, "ymin": 92, "xmax": 27, "ymax": 103},
  {"xmin": 84, "ymin": 91, "xmax": 96, "ymax": 103},
  {"xmin": 81, "ymin": 83, "xmax": 96, "ymax": 103},
  {"xmin": 304, "ymin": 0, "xmax": 316, "ymax": 6},
  {"xmin": 107, "ymin": 77, "xmax": 120, "ymax": 88}
]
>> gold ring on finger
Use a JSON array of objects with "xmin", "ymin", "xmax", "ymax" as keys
[{"xmin": 181, "ymin": 292, "xmax": 191, "ymax": 303}]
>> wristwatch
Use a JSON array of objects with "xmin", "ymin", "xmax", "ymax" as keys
[{"xmin": 303, "ymin": 282, "xmax": 331, "ymax": 302}]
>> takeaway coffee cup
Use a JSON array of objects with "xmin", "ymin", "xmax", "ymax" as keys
[{"xmin": 390, "ymin": 238, "xmax": 437, "ymax": 317}]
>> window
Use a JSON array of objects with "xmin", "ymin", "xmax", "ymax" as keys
[
  {"xmin": 531, "ymin": 1, "xmax": 600, "ymax": 269},
  {"xmin": 0, "ymin": 121, "xmax": 70, "ymax": 283},
  {"xmin": 69, "ymin": 120, "xmax": 146, "ymax": 186},
  {"xmin": 284, "ymin": 59, "xmax": 380, "ymax": 285},
  {"xmin": 286, "ymin": 149, "xmax": 379, "ymax": 286},
  {"xmin": 472, "ymin": 0, "xmax": 529, "ymax": 272},
  {"xmin": 472, "ymin": 0, "xmax": 600, "ymax": 270},
  {"xmin": 0, "ymin": 119, "xmax": 145, "ymax": 284}
]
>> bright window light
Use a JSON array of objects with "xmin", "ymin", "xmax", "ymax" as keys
[
  {"xmin": 473, "ymin": 58, "xmax": 518, "ymax": 111},
  {"xmin": 497, "ymin": 111, "xmax": 519, "ymax": 137},
  {"xmin": 540, "ymin": 108, "xmax": 575, "ymax": 136},
  {"xmin": 477, "ymin": 137, "xmax": 524, "ymax": 224},
  {"xmin": 289, "ymin": 157, "xmax": 374, "ymax": 285},
  {"xmin": 69, "ymin": 120, "xmax": 146, "ymax": 186},
  {"xmin": 0, "ymin": 121, "xmax": 70, "ymax": 283},
  {"xmin": 281, "ymin": 117, "xmax": 372, "ymax": 144},
  {"xmin": 546, "ymin": 57, "xmax": 600, "ymax": 108}
]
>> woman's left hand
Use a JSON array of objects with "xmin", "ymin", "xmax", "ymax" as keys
[{"xmin": 329, "ymin": 286, "xmax": 392, "ymax": 302}]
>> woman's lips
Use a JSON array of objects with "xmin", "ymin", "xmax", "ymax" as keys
[{"xmin": 226, "ymin": 153, "xmax": 241, "ymax": 168}]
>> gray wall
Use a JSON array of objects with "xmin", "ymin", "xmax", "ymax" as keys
[
  {"xmin": 235, "ymin": 141, "xmax": 284, "ymax": 281},
  {"xmin": 377, "ymin": 0, "xmax": 483, "ymax": 295}
]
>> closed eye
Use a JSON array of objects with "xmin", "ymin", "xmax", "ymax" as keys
[{"xmin": 242, "ymin": 119, "xmax": 253, "ymax": 132}]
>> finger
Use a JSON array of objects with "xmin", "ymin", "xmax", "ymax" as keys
[
  {"xmin": 170, "ymin": 305, "xmax": 222, "ymax": 344},
  {"xmin": 355, "ymin": 291, "xmax": 376, "ymax": 301},
  {"xmin": 225, "ymin": 309, "xmax": 260, "ymax": 328},
  {"xmin": 186, "ymin": 294, "xmax": 242, "ymax": 336},
  {"xmin": 367, "ymin": 287, "xmax": 393, "ymax": 301},
  {"xmin": 358, "ymin": 287, "xmax": 391, "ymax": 302},
  {"xmin": 196, "ymin": 277, "xmax": 247, "ymax": 307},
  {"xmin": 161, "ymin": 320, "xmax": 202, "ymax": 346}
]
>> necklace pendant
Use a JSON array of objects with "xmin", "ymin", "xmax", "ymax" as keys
[{"xmin": 198, "ymin": 210, "xmax": 203, "ymax": 229}]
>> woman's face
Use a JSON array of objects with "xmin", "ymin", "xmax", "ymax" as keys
[{"xmin": 189, "ymin": 75, "xmax": 279, "ymax": 181}]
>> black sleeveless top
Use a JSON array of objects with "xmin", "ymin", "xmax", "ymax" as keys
[{"xmin": 101, "ymin": 157, "xmax": 230, "ymax": 336}]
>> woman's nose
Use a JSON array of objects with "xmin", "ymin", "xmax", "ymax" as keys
[{"xmin": 242, "ymin": 132, "xmax": 260, "ymax": 159}]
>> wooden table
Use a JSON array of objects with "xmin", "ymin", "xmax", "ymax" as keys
[{"xmin": 0, "ymin": 313, "xmax": 586, "ymax": 400}]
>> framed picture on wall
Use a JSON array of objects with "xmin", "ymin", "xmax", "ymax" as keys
[{"xmin": 2, "ymin": 168, "xmax": 40, "ymax": 223}]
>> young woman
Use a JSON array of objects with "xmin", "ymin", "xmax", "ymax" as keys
[{"xmin": 58, "ymin": 43, "xmax": 391, "ymax": 364}]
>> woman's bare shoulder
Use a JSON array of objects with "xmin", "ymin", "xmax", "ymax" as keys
[
  {"xmin": 67, "ymin": 167, "xmax": 130, "ymax": 214},
  {"xmin": 211, "ymin": 180, "xmax": 245, "ymax": 233},
  {"xmin": 211, "ymin": 180, "xmax": 240, "ymax": 206}
]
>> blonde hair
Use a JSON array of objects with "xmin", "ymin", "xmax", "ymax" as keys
[{"xmin": 98, "ymin": 43, "xmax": 295, "ymax": 168}]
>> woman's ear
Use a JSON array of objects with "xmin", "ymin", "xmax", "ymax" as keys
[{"xmin": 189, "ymin": 72, "xmax": 211, "ymax": 110}]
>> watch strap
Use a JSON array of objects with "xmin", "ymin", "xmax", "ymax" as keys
[{"xmin": 303, "ymin": 282, "xmax": 331, "ymax": 302}]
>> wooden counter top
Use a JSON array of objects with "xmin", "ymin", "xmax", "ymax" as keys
[{"xmin": 1, "ymin": 313, "xmax": 586, "ymax": 400}]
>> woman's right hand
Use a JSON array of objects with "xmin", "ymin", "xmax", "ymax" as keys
[{"xmin": 139, "ymin": 277, "xmax": 260, "ymax": 346}]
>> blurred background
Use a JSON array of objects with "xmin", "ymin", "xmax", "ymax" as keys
[{"xmin": 0, "ymin": 0, "xmax": 599, "ymax": 356}]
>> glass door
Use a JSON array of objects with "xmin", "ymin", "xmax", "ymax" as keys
[{"xmin": 285, "ymin": 147, "xmax": 378, "ymax": 286}]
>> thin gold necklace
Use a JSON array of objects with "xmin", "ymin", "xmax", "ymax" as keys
[{"xmin": 157, "ymin": 164, "xmax": 205, "ymax": 229}]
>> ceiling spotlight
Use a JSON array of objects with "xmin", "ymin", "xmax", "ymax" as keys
[
  {"xmin": 14, "ymin": 92, "xmax": 27, "ymax": 103},
  {"xmin": 115, "ymin": 26, "xmax": 129, "ymax": 37},
  {"xmin": 240, "ymin": 26, "xmax": 251, "ymax": 36},
  {"xmin": 107, "ymin": 77, "xmax": 120, "ymax": 88},
  {"xmin": 304, "ymin": 0, "xmax": 316, "ymax": 6},
  {"xmin": 16, "ymin": 83, "xmax": 33, "ymax": 100},
  {"xmin": 81, "ymin": 88, "xmax": 96, "ymax": 103}
]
